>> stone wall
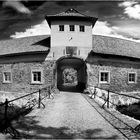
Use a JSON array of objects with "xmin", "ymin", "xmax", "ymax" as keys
[
  {"xmin": 0, "ymin": 60, "xmax": 56, "ymax": 94},
  {"xmin": 87, "ymin": 56, "xmax": 140, "ymax": 92}
]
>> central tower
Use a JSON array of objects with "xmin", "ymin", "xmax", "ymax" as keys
[{"xmin": 45, "ymin": 8, "xmax": 97, "ymax": 60}]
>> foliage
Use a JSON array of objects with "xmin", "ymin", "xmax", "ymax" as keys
[{"xmin": 63, "ymin": 68, "xmax": 77, "ymax": 85}]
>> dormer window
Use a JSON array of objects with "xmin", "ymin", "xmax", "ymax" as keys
[
  {"xmin": 59, "ymin": 25, "xmax": 64, "ymax": 31},
  {"xmin": 69, "ymin": 25, "xmax": 75, "ymax": 31},
  {"xmin": 79, "ymin": 25, "xmax": 85, "ymax": 32}
]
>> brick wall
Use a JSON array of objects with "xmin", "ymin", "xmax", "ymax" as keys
[
  {"xmin": 87, "ymin": 57, "xmax": 140, "ymax": 92},
  {"xmin": 0, "ymin": 60, "xmax": 56, "ymax": 94}
]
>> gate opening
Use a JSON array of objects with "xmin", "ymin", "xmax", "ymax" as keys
[{"xmin": 56, "ymin": 56, "xmax": 87, "ymax": 92}]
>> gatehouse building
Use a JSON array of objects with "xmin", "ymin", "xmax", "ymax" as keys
[{"xmin": 0, "ymin": 8, "xmax": 140, "ymax": 94}]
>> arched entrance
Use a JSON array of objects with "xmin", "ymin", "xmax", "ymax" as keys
[{"xmin": 56, "ymin": 56, "xmax": 87, "ymax": 92}]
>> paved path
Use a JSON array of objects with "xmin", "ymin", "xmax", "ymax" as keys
[{"xmin": 13, "ymin": 92, "xmax": 127, "ymax": 139}]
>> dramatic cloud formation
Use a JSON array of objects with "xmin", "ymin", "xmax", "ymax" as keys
[
  {"xmin": 119, "ymin": 1, "xmax": 140, "ymax": 20},
  {"xmin": 3, "ymin": 0, "xmax": 31, "ymax": 14},
  {"xmin": 93, "ymin": 20, "xmax": 140, "ymax": 42},
  {"xmin": 11, "ymin": 20, "xmax": 50, "ymax": 38},
  {"xmin": 0, "ymin": 1, "xmax": 140, "ymax": 43}
]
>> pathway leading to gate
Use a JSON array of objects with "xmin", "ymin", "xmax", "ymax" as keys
[{"xmin": 13, "ymin": 92, "xmax": 127, "ymax": 139}]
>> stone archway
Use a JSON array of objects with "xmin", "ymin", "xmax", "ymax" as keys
[{"xmin": 56, "ymin": 56, "xmax": 87, "ymax": 92}]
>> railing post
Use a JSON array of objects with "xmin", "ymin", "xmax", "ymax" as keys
[
  {"xmin": 107, "ymin": 90, "xmax": 110, "ymax": 108},
  {"xmin": 38, "ymin": 89, "xmax": 41, "ymax": 108},
  {"xmin": 5, "ymin": 98, "xmax": 8, "ymax": 127},
  {"xmin": 48, "ymin": 85, "xmax": 51, "ymax": 99},
  {"xmin": 94, "ymin": 87, "xmax": 96, "ymax": 99}
]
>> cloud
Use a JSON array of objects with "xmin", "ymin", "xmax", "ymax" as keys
[
  {"xmin": 3, "ymin": 0, "xmax": 31, "ymax": 14},
  {"xmin": 11, "ymin": 20, "xmax": 50, "ymax": 38},
  {"xmin": 93, "ymin": 20, "xmax": 140, "ymax": 43},
  {"xmin": 93, "ymin": 21, "xmax": 115, "ymax": 35},
  {"xmin": 119, "ymin": 1, "xmax": 140, "ymax": 20},
  {"xmin": 11, "ymin": 19, "xmax": 140, "ymax": 43}
]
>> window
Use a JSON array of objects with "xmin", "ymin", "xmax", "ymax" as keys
[
  {"xmin": 31, "ymin": 70, "xmax": 43, "ymax": 84},
  {"xmin": 59, "ymin": 25, "xmax": 64, "ymax": 31},
  {"xmin": 128, "ymin": 72, "xmax": 136, "ymax": 83},
  {"xmin": 66, "ymin": 46, "xmax": 77, "ymax": 56},
  {"xmin": 3, "ymin": 71, "xmax": 12, "ymax": 83},
  {"xmin": 69, "ymin": 25, "xmax": 75, "ymax": 31},
  {"xmin": 79, "ymin": 25, "xmax": 85, "ymax": 32},
  {"xmin": 99, "ymin": 71, "xmax": 110, "ymax": 83}
]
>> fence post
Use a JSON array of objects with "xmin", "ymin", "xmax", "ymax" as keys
[
  {"xmin": 94, "ymin": 87, "xmax": 96, "ymax": 99},
  {"xmin": 5, "ymin": 98, "xmax": 8, "ymax": 127},
  {"xmin": 48, "ymin": 85, "xmax": 51, "ymax": 99},
  {"xmin": 107, "ymin": 90, "xmax": 109, "ymax": 108},
  {"xmin": 38, "ymin": 89, "xmax": 41, "ymax": 108}
]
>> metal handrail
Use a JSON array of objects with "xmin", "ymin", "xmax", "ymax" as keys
[
  {"xmin": 8, "ymin": 90, "xmax": 39, "ymax": 103},
  {"xmin": 95, "ymin": 86, "xmax": 140, "ymax": 101},
  {"xmin": 89, "ymin": 86, "xmax": 140, "ymax": 132},
  {"xmin": 89, "ymin": 86, "xmax": 140, "ymax": 109}
]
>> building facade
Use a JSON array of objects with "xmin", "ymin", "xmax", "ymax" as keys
[{"xmin": 0, "ymin": 8, "xmax": 140, "ymax": 94}]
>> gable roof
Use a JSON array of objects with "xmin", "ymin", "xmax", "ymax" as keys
[
  {"xmin": 0, "ymin": 35, "xmax": 50, "ymax": 56},
  {"xmin": 45, "ymin": 8, "xmax": 98, "ymax": 27},
  {"xmin": 92, "ymin": 35, "xmax": 140, "ymax": 59},
  {"xmin": 54, "ymin": 8, "xmax": 88, "ymax": 17}
]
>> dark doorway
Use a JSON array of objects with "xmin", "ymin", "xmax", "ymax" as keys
[{"xmin": 56, "ymin": 56, "xmax": 87, "ymax": 92}]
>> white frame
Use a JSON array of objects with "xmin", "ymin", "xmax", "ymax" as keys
[
  {"xmin": 128, "ymin": 72, "xmax": 137, "ymax": 84},
  {"xmin": 3, "ymin": 71, "xmax": 12, "ymax": 83},
  {"xmin": 99, "ymin": 71, "xmax": 110, "ymax": 84},
  {"xmin": 31, "ymin": 69, "xmax": 44, "ymax": 84}
]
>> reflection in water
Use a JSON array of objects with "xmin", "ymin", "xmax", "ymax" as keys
[{"xmin": 63, "ymin": 68, "xmax": 77, "ymax": 86}]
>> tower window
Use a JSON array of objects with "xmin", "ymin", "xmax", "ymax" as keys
[
  {"xmin": 59, "ymin": 25, "xmax": 64, "ymax": 31},
  {"xmin": 69, "ymin": 25, "xmax": 75, "ymax": 31},
  {"xmin": 79, "ymin": 25, "xmax": 85, "ymax": 32}
]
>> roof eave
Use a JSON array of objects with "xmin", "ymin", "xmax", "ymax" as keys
[
  {"xmin": 0, "ymin": 50, "xmax": 49, "ymax": 58},
  {"xmin": 45, "ymin": 15, "xmax": 98, "ymax": 28},
  {"xmin": 89, "ymin": 51, "xmax": 140, "ymax": 60}
]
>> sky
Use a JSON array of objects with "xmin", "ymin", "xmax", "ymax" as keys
[{"xmin": 1, "ymin": 0, "xmax": 140, "ymax": 42}]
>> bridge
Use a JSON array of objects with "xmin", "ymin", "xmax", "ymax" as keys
[{"xmin": 1, "ymin": 91, "xmax": 140, "ymax": 139}]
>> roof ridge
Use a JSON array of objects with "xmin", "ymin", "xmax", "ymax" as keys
[
  {"xmin": 54, "ymin": 8, "xmax": 88, "ymax": 17},
  {"xmin": 65, "ymin": 8, "xmax": 80, "ymax": 14}
]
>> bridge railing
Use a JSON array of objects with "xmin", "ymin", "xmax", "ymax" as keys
[
  {"xmin": 0, "ymin": 85, "xmax": 59, "ymax": 137},
  {"xmin": 85, "ymin": 86, "xmax": 140, "ymax": 132},
  {"xmin": 86, "ymin": 86, "xmax": 140, "ymax": 109}
]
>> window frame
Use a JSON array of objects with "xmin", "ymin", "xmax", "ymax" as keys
[
  {"xmin": 31, "ymin": 69, "xmax": 44, "ymax": 84},
  {"xmin": 128, "ymin": 72, "xmax": 137, "ymax": 84},
  {"xmin": 79, "ymin": 25, "xmax": 85, "ymax": 32},
  {"xmin": 69, "ymin": 25, "xmax": 75, "ymax": 32},
  {"xmin": 99, "ymin": 71, "xmax": 110, "ymax": 84},
  {"xmin": 3, "ymin": 71, "xmax": 12, "ymax": 83},
  {"xmin": 59, "ymin": 25, "xmax": 64, "ymax": 32}
]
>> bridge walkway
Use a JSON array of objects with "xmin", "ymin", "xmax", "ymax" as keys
[{"xmin": 8, "ymin": 91, "xmax": 129, "ymax": 139}]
